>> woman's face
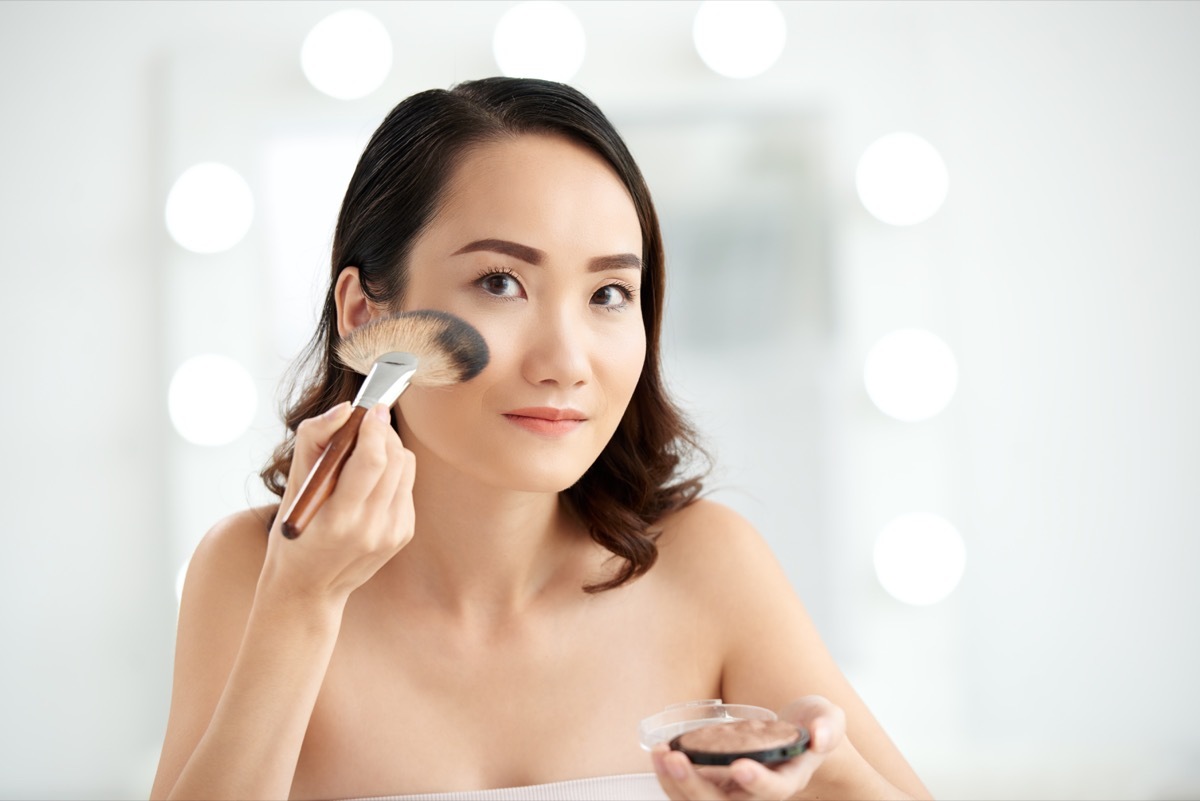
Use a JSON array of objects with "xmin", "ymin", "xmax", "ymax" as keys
[{"xmin": 394, "ymin": 133, "xmax": 647, "ymax": 493}]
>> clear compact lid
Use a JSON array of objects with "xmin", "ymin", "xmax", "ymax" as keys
[{"xmin": 637, "ymin": 699, "xmax": 777, "ymax": 751}]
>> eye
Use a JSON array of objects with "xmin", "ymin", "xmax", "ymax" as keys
[
  {"xmin": 592, "ymin": 282, "xmax": 636, "ymax": 310},
  {"xmin": 475, "ymin": 268, "xmax": 524, "ymax": 299}
]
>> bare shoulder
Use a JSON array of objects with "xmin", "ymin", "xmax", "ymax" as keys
[
  {"xmin": 197, "ymin": 503, "xmax": 276, "ymax": 550},
  {"xmin": 185, "ymin": 504, "xmax": 276, "ymax": 596},
  {"xmin": 151, "ymin": 505, "xmax": 279, "ymax": 799},
  {"xmin": 654, "ymin": 498, "xmax": 789, "ymax": 587},
  {"xmin": 651, "ymin": 498, "xmax": 798, "ymax": 623},
  {"xmin": 657, "ymin": 497, "xmax": 764, "ymax": 543},
  {"xmin": 177, "ymin": 504, "xmax": 279, "ymax": 643}
]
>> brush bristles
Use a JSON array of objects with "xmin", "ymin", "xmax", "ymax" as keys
[{"xmin": 336, "ymin": 310, "xmax": 489, "ymax": 387}]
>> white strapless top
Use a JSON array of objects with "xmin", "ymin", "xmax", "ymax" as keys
[{"xmin": 345, "ymin": 773, "xmax": 666, "ymax": 801}]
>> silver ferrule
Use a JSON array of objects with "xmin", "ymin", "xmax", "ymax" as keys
[{"xmin": 353, "ymin": 352, "xmax": 419, "ymax": 409}]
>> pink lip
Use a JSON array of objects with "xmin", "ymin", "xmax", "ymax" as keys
[
  {"xmin": 503, "ymin": 407, "xmax": 587, "ymax": 436},
  {"xmin": 505, "ymin": 407, "xmax": 587, "ymax": 421}
]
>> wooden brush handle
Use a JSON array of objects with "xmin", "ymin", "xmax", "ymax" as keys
[{"xmin": 280, "ymin": 405, "xmax": 368, "ymax": 539}]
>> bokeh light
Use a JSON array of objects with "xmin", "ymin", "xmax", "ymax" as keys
[
  {"xmin": 864, "ymin": 328, "xmax": 958, "ymax": 422},
  {"xmin": 874, "ymin": 512, "xmax": 966, "ymax": 605},
  {"xmin": 493, "ymin": 1, "xmax": 586, "ymax": 82},
  {"xmin": 693, "ymin": 0, "xmax": 787, "ymax": 79},
  {"xmin": 301, "ymin": 8, "xmax": 393, "ymax": 100},
  {"xmin": 168, "ymin": 354, "xmax": 258, "ymax": 446},
  {"xmin": 856, "ymin": 132, "xmax": 949, "ymax": 226},
  {"xmin": 164, "ymin": 163, "xmax": 254, "ymax": 254}
]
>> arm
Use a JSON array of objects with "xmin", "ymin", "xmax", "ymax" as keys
[
  {"xmin": 651, "ymin": 501, "xmax": 932, "ymax": 801},
  {"xmin": 151, "ymin": 402, "xmax": 415, "ymax": 800},
  {"xmin": 150, "ymin": 513, "xmax": 345, "ymax": 800}
]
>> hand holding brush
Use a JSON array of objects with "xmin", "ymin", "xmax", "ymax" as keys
[{"xmin": 280, "ymin": 310, "xmax": 489, "ymax": 539}]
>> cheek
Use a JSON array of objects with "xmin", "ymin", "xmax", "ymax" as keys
[
  {"xmin": 397, "ymin": 386, "xmax": 473, "ymax": 443},
  {"xmin": 603, "ymin": 325, "xmax": 647, "ymax": 405},
  {"xmin": 396, "ymin": 329, "xmax": 508, "ymax": 440}
]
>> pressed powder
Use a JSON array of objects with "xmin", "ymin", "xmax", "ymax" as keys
[{"xmin": 670, "ymin": 718, "xmax": 808, "ymax": 766}]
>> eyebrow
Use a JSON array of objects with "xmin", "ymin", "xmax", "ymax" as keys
[{"xmin": 451, "ymin": 238, "xmax": 642, "ymax": 272}]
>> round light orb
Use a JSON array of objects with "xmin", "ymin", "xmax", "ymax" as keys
[
  {"xmin": 693, "ymin": 0, "xmax": 787, "ymax": 79},
  {"xmin": 855, "ymin": 132, "xmax": 949, "ymax": 226},
  {"xmin": 493, "ymin": 1, "xmax": 586, "ymax": 82},
  {"xmin": 874, "ymin": 512, "xmax": 966, "ymax": 605},
  {"xmin": 165, "ymin": 163, "xmax": 254, "ymax": 254},
  {"xmin": 864, "ymin": 328, "xmax": 958, "ymax": 422},
  {"xmin": 168, "ymin": 354, "xmax": 258, "ymax": 446},
  {"xmin": 301, "ymin": 8, "xmax": 393, "ymax": 100}
]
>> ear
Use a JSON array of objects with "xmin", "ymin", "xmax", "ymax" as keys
[{"xmin": 335, "ymin": 267, "xmax": 378, "ymax": 338}]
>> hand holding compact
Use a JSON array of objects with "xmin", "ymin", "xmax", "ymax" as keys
[{"xmin": 651, "ymin": 696, "xmax": 846, "ymax": 801}]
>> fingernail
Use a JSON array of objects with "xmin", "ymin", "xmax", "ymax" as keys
[
  {"xmin": 813, "ymin": 724, "xmax": 829, "ymax": 750},
  {"xmin": 323, "ymin": 400, "xmax": 349, "ymax": 418},
  {"xmin": 372, "ymin": 404, "xmax": 391, "ymax": 423},
  {"xmin": 667, "ymin": 755, "xmax": 688, "ymax": 780}
]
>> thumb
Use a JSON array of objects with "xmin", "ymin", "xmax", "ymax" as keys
[
  {"xmin": 285, "ymin": 401, "xmax": 356, "ymax": 493},
  {"xmin": 779, "ymin": 696, "xmax": 845, "ymax": 754}
]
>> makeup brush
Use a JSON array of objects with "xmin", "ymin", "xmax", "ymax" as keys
[{"xmin": 280, "ymin": 310, "xmax": 489, "ymax": 540}]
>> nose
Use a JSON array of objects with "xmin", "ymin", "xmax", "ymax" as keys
[{"xmin": 520, "ymin": 307, "xmax": 591, "ymax": 388}]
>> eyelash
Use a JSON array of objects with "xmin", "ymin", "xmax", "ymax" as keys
[
  {"xmin": 473, "ymin": 267, "xmax": 638, "ymax": 310},
  {"xmin": 474, "ymin": 266, "xmax": 523, "ymax": 301}
]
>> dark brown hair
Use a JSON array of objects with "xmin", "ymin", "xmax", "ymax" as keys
[{"xmin": 262, "ymin": 77, "xmax": 708, "ymax": 592}]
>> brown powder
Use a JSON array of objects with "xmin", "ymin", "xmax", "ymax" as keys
[{"xmin": 675, "ymin": 719, "xmax": 800, "ymax": 754}]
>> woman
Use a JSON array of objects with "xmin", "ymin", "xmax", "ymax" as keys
[{"xmin": 151, "ymin": 77, "xmax": 931, "ymax": 801}]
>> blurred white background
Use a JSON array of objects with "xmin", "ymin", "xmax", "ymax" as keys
[{"xmin": 2, "ymin": 1, "xmax": 1199, "ymax": 798}]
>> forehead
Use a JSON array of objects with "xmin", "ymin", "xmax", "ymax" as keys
[{"xmin": 424, "ymin": 133, "xmax": 642, "ymax": 254}]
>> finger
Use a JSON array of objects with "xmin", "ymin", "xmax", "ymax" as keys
[
  {"xmin": 289, "ymin": 402, "xmax": 354, "ymax": 476},
  {"xmin": 745, "ymin": 696, "xmax": 843, "ymax": 798},
  {"xmin": 323, "ymin": 403, "xmax": 393, "ymax": 513},
  {"xmin": 661, "ymin": 748, "xmax": 728, "ymax": 801},
  {"xmin": 651, "ymin": 745, "xmax": 697, "ymax": 801},
  {"xmin": 279, "ymin": 401, "xmax": 355, "ymax": 514},
  {"xmin": 726, "ymin": 757, "xmax": 800, "ymax": 799},
  {"xmin": 779, "ymin": 696, "xmax": 845, "ymax": 754},
  {"xmin": 732, "ymin": 752, "xmax": 821, "ymax": 799},
  {"xmin": 383, "ymin": 447, "xmax": 417, "ymax": 545},
  {"xmin": 365, "ymin": 438, "xmax": 414, "ymax": 549}
]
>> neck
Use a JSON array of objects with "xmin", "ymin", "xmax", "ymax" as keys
[{"xmin": 381, "ymin": 458, "xmax": 591, "ymax": 619}]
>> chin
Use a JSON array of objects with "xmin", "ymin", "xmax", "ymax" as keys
[
  {"xmin": 401, "ymin": 417, "xmax": 606, "ymax": 494},
  {"xmin": 488, "ymin": 462, "xmax": 589, "ymax": 495}
]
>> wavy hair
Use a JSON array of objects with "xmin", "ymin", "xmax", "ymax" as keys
[{"xmin": 261, "ymin": 77, "xmax": 709, "ymax": 592}]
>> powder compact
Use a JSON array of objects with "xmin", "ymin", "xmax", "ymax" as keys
[
  {"xmin": 638, "ymin": 699, "xmax": 809, "ymax": 766},
  {"xmin": 671, "ymin": 717, "xmax": 807, "ymax": 765}
]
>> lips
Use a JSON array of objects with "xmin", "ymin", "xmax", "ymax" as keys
[
  {"xmin": 502, "ymin": 406, "xmax": 587, "ymax": 436},
  {"xmin": 504, "ymin": 406, "xmax": 587, "ymax": 421}
]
